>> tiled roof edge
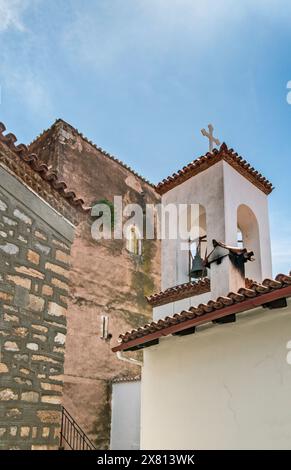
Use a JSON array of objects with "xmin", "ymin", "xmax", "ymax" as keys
[
  {"xmin": 0, "ymin": 122, "xmax": 90, "ymax": 215},
  {"xmin": 155, "ymin": 142, "xmax": 274, "ymax": 196},
  {"xmin": 146, "ymin": 278, "xmax": 211, "ymax": 307},
  {"xmin": 111, "ymin": 376, "xmax": 141, "ymax": 384},
  {"xmin": 113, "ymin": 272, "xmax": 291, "ymax": 351}
]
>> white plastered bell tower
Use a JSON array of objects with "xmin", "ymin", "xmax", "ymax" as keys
[{"xmin": 157, "ymin": 144, "xmax": 273, "ymax": 308}]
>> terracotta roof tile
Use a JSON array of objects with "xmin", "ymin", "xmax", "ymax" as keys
[
  {"xmin": 155, "ymin": 143, "xmax": 274, "ymax": 195},
  {"xmin": 146, "ymin": 278, "xmax": 211, "ymax": 307},
  {"xmin": 147, "ymin": 264, "xmax": 254, "ymax": 308},
  {"xmin": 0, "ymin": 122, "xmax": 90, "ymax": 215},
  {"xmin": 112, "ymin": 376, "xmax": 141, "ymax": 384},
  {"xmin": 112, "ymin": 272, "xmax": 291, "ymax": 352}
]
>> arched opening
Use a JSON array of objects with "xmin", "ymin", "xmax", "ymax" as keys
[
  {"xmin": 237, "ymin": 204, "xmax": 262, "ymax": 281},
  {"xmin": 237, "ymin": 229, "xmax": 243, "ymax": 249},
  {"xmin": 188, "ymin": 204, "xmax": 208, "ymax": 280},
  {"xmin": 126, "ymin": 225, "xmax": 142, "ymax": 256}
]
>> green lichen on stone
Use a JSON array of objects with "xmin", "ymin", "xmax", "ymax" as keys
[
  {"xmin": 91, "ymin": 198, "xmax": 116, "ymax": 231},
  {"xmin": 92, "ymin": 381, "xmax": 112, "ymax": 450},
  {"xmin": 117, "ymin": 307, "xmax": 150, "ymax": 327},
  {"xmin": 131, "ymin": 270, "xmax": 154, "ymax": 311}
]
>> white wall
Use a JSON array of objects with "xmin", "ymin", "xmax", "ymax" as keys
[
  {"xmin": 222, "ymin": 162, "xmax": 272, "ymax": 280},
  {"xmin": 110, "ymin": 381, "xmax": 141, "ymax": 450},
  {"xmin": 141, "ymin": 301, "xmax": 291, "ymax": 449}
]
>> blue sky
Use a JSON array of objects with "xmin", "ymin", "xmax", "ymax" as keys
[{"xmin": 0, "ymin": 0, "xmax": 290, "ymax": 274}]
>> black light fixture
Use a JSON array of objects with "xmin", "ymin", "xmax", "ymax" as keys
[{"xmin": 189, "ymin": 236, "xmax": 207, "ymax": 279}]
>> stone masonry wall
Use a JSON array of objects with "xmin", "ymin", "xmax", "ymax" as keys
[{"xmin": 0, "ymin": 169, "xmax": 73, "ymax": 450}]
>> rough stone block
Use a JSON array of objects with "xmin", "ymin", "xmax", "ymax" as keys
[
  {"xmin": 20, "ymin": 426, "xmax": 30, "ymax": 437},
  {"xmin": 41, "ymin": 383, "xmax": 62, "ymax": 393},
  {"xmin": 13, "ymin": 209, "xmax": 32, "ymax": 225},
  {"xmin": 28, "ymin": 295, "xmax": 45, "ymax": 312},
  {"xmin": 0, "ymin": 243, "xmax": 19, "ymax": 255},
  {"xmin": 27, "ymin": 250, "xmax": 40, "ymax": 265},
  {"xmin": 15, "ymin": 266, "xmax": 44, "ymax": 280},
  {"xmin": 14, "ymin": 327, "xmax": 28, "ymax": 338},
  {"xmin": 0, "ymin": 363, "xmax": 9, "ymax": 373},
  {"xmin": 41, "ymin": 395, "xmax": 62, "ymax": 404},
  {"xmin": 7, "ymin": 275, "xmax": 31, "ymax": 289},
  {"xmin": 0, "ymin": 388, "xmax": 18, "ymax": 401},
  {"xmin": 51, "ymin": 278, "xmax": 69, "ymax": 292},
  {"xmin": 21, "ymin": 391, "xmax": 39, "ymax": 403},
  {"xmin": 45, "ymin": 263, "xmax": 69, "ymax": 278},
  {"xmin": 4, "ymin": 341, "xmax": 19, "ymax": 352},
  {"xmin": 42, "ymin": 427, "xmax": 50, "ymax": 438},
  {"xmin": 0, "ymin": 291, "xmax": 12, "ymax": 302},
  {"xmin": 3, "ymin": 216, "xmax": 17, "ymax": 226},
  {"xmin": 10, "ymin": 426, "xmax": 17, "ymax": 436},
  {"xmin": 26, "ymin": 342, "xmax": 39, "ymax": 351},
  {"xmin": 32, "ymin": 355, "xmax": 59, "ymax": 364},
  {"xmin": 6, "ymin": 408, "xmax": 22, "ymax": 418},
  {"xmin": 34, "ymin": 230, "xmax": 47, "ymax": 240},
  {"xmin": 54, "ymin": 332, "xmax": 66, "ymax": 345},
  {"xmin": 33, "ymin": 334, "xmax": 47, "ymax": 342},
  {"xmin": 55, "ymin": 250, "xmax": 70, "ymax": 265},
  {"xmin": 34, "ymin": 242, "xmax": 50, "ymax": 255},
  {"xmin": 32, "ymin": 324, "xmax": 48, "ymax": 333},
  {"xmin": 48, "ymin": 302, "xmax": 66, "ymax": 317},
  {"xmin": 42, "ymin": 285, "xmax": 53, "ymax": 296},
  {"xmin": 0, "ymin": 199, "xmax": 7, "ymax": 211},
  {"xmin": 37, "ymin": 410, "xmax": 61, "ymax": 424}
]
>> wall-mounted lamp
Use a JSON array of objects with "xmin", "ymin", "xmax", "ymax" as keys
[{"xmin": 100, "ymin": 315, "xmax": 112, "ymax": 340}]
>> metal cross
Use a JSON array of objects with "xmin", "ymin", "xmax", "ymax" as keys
[{"xmin": 201, "ymin": 124, "xmax": 220, "ymax": 152}]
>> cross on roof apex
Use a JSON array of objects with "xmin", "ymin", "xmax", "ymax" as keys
[{"xmin": 201, "ymin": 124, "xmax": 220, "ymax": 152}]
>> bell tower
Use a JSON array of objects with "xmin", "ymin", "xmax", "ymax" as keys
[{"xmin": 150, "ymin": 143, "xmax": 273, "ymax": 321}]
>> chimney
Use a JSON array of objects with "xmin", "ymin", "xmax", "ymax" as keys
[{"xmin": 206, "ymin": 240, "xmax": 254, "ymax": 299}]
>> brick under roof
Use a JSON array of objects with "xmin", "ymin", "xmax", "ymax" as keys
[
  {"xmin": 0, "ymin": 121, "xmax": 89, "ymax": 220},
  {"xmin": 155, "ymin": 142, "xmax": 274, "ymax": 195},
  {"xmin": 112, "ymin": 273, "xmax": 291, "ymax": 352}
]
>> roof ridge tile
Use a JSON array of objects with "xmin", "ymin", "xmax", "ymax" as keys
[{"xmin": 155, "ymin": 143, "xmax": 273, "ymax": 195}]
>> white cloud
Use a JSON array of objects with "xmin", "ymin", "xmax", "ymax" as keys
[
  {"xmin": 0, "ymin": 0, "xmax": 31, "ymax": 32},
  {"xmin": 3, "ymin": 67, "xmax": 52, "ymax": 116},
  {"xmin": 0, "ymin": 0, "xmax": 52, "ymax": 116},
  {"xmin": 62, "ymin": 0, "xmax": 291, "ymax": 73}
]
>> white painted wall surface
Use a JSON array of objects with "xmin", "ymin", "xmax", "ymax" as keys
[
  {"xmin": 110, "ymin": 381, "xmax": 141, "ymax": 450},
  {"xmin": 141, "ymin": 302, "xmax": 291, "ymax": 449},
  {"xmin": 222, "ymin": 161, "xmax": 272, "ymax": 280}
]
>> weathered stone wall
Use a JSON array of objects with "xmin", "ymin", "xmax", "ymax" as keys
[
  {"xmin": 30, "ymin": 120, "xmax": 161, "ymax": 449},
  {"xmin": 0, "ymin": 165, "xmax": 74, "ymax": 450}
]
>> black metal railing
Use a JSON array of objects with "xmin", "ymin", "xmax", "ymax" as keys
[{"xmin": 59, "ymin": 406, "xmax": 96, "ymax": 450}]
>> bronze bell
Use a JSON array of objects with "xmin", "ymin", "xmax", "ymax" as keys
[{"xmin": 190, "ymin": 250, "xmax": 207, "ymax": 279}]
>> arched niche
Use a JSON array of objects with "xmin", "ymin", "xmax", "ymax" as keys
[
  {"xmin": 126, "ymin": 225, "xmax": 142, "ymax": 256},
  {"xmin": 237, "ymin": 204, "xmax": 262, "ymax": 281}
]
